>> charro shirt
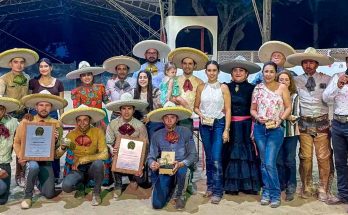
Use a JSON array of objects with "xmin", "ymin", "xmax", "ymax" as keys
[
  {"xmin": 0, "ymin": 116, "xmax": 18, "ymax": 163},
  {"xmin": 323, "ymin": 72, "xmax": 348, "ymax": 115},
  {"xmin": 177, "ymin": 74, "xmax": 203, "ymax": 111},
  {"xmin": 294, "ymin": 72, "xmax": 331, "ymax": 117}
]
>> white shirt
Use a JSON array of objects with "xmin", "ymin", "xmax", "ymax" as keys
[
  {"xmin": 200, "ymin": 82, "xmax": 225, "ymax": 119},
  {"xmin": 294, "ymin": 72, "xmax": 331, "ymax": 117},
  {"xmin": 323, "ymin": 72, "xmax": 348, "ymax": 115}
]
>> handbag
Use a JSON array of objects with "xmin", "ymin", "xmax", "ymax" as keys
[{"xmin": 201, "ymin": 117, "xmax": 215, "ymax": 126}]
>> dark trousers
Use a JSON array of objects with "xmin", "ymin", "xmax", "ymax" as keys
[
  {"xmin": 332, "ymin": 120, "xmax": 348, "ymax": 200},
  {"xmin": 277, "ymin": 135, "xmax": 298, "ymax": 194},
  {"xmin": 151, "ymin": 166, "xmax": 188, "ymax": 209},
  {"xmin": 0, "ymin": 163, "xmax": 11, "ymax": 205},
  {"xmin": 62, "ymin": 160, "xmax": 104, "ymax": 194}
]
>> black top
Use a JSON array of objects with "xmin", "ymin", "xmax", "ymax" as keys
[
  {"xmin": 29, "ymin": 78, "xmax": 64, "ymax": 96},
  {"xmin": 226, "ymin": 81, "xmax": 255, "ymax": 116}
]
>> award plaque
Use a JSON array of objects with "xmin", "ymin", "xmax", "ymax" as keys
[
  {"xmin": 112, "ymin": 136, "xmax": 147, "ymax": 175},
  {"xmin": 20, "ymin": 121, "xmax": 56, "ymax": 161},
  {"xmin": 159, "ymin": 151, "xmax": 175, "ymax": 175}
]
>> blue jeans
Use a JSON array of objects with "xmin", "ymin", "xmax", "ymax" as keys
[
  {"xmin": 151, "ymin": 166, "xmax": 188, "ymax": 209},
  {"xmin": 277, "ymin": 135, "xmax": 298, "ymax": 194},
  {"xmin": 253, "ymin": 123, "xmax": 284, "ymax": 201},
  {"xmin": 332, "ymin": 120, "xmax": 348, "ymax": 200},
  {"xmin": 199, "ymin": 117, "xmax": 225, "ymax": 197}
]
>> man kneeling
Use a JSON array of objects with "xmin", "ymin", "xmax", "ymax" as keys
[
  {"xmin": 147, "ymin": 102, "xmax": 197, "ymax": 210},
  {"xmin": 57, "ymin": 105, "xmax": 108, "ymax": 206}
]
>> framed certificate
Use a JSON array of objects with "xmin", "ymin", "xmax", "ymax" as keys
[
  {"xmin": 20, "ymin": 121, "xmax": 56, "ymax": 161},
  {"xmin": 112, "ymin": 136, "xmax": 147, "ymax": 175}
]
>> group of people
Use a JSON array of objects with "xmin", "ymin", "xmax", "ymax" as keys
[{"xmin": 0, "ymin": 38, "xmax": 347, "ymax": 211}]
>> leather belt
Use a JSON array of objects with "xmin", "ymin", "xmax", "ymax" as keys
[{"xmin": 334, "ymin": 114, "xmax": 348, "ymax": 124}]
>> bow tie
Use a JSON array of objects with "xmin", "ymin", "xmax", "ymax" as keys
[
  {"xmin": 145, "ymin": 64, "xmax": 158, "ymax": 75},
  {"xmin": 183, "ymin": 79, "xmax": 193, "ymax": 92},
  {"xmin": 75, "ymin": 134, "xmax": 92, "ymax": 147},
  {"xmin": 0, "ymin": 124, "xmax": 10, "ymax": 139},
  {"xmin": 305, "ymin": 76, "xmax": 316, "ymax": 92},
  {"xmin": 13, "ymin": 74, "xmax": 27, "ymax": 86},
  {"xmin": 118, "ymin": 123, "xmax": 135, "ymax": 136},
  {"xmin": 115, "ymin": 80, "xmax": 131, "ymax": 91},
  {"xmin": 165, "ymin": 130, "xmax": 179, "ymax": 144}
]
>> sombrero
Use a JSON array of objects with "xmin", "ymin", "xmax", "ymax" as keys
[
  {"xmin": 258, "ymin": 41, "xmax": 296, "ymax": 68},
  {"xmin": 0, "ymin": 48, "xmax": 39, "ymax": 68},
  {"xmin": 105, "ymin": 92, "xmax": 148, "ymax": 112},
  {"xmin": 168, "ymin": 47, "xmax": 208, "ymax": 70},
  {"xmin": 60, "ymin": 104, "xmax": 106, "ymax": 125},
  {"xmin": 220, "ymin": 56, "xmax": 261, "ymax": 74},
  {"xmin": 147, "ymin": 101, "xmax": 192, "ymax": 123},
  {"xmin": 66, "ymin": 61, "xmax": 105, "ymax": 80},
  {"xmin": 287, "ymin": 47, "xmax": 334, "ymax": 66},
  {"xmin": 132, "ymin": 40, "xmax": 171, "ymax": 59},
  {"xmin": 0, "ymin": 97, "xmax": 20, "ymax": 113},
  {"xmin": 103, "ymin": 56, "xmax": 140, "ymax": 74},
  {"xmin": 21, "ymin": 90, "xmax": 68, "ymax": 111},
  {"xmin": 330, "ymin": 49, "xmax": 348, "ymax": 61}
]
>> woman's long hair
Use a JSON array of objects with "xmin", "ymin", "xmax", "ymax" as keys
[
  {"xmin": 276, "ymin": 70, "xmax": 297, "ymax": 95},
  {"xmin": 134, "ymin": 70, "xmax": 154, "ymax": 113},
  {"xmin": 35, "ymin": 58, "xmax": 53, "ymax": 80}
]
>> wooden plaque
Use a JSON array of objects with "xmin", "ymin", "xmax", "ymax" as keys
[{"xmin": 20, "ymin": 121, "xmax": 56, "ymax": 161}]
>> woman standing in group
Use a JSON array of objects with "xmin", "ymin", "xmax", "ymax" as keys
[
  {"xmin": 220, "ymin": 56, "xmax": 261, "ymax": 195},
  {"xmin": 133, "ymin": 70, "xmax": 162, "ymax": 138},
  {"xmin": 250, "ymin": 61, "xmax": 291, "ymax": 208},
  {"xmin": 276, "ymin": 70, "xmax": 300, "ymax": 201},
  {"xmin": 29, "ymin": 58, "xmax": 65, "ymax": 182},
  {"xmin": 194, "ymin": 60, "xmax": 231, "ymax": 204},
  {"xmin": 29, "ymin": 58, "xmax": 64, "ymax": 118}
]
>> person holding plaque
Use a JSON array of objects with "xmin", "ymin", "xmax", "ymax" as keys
[
  {"xmin": 57, "ymin": 105, "xmax": 108, "ymax": 206},
  {"xmin": 0, "ymin": 97, "xmax": 20, "ymax": 205},
  {"xmin": 105, "ymin": 92, "xmax": 149, "ymax": 199},
  {"xmin": 147, "ymin": 102, "xmax": 198, "ymax": 210},
  {"xmin": 13, "ymin": 90, "xmax": 68, "ymax": 209}
]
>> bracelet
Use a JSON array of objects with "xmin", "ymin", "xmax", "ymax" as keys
[{"xmin": 224, "ymin": 128, "xmax": 230, "ymax": 131}]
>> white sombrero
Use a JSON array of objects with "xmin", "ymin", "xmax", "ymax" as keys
[
  {"xmin": 60, "ymin": 104, "xmax": 106, "ymax": 125},
  {"xmin": 66, "ymin": 61, "xmax": 105, "ymax": 80},
  {"xmin": 147, "ymin": 101, "xmax": 192, "ymax": 123},
  {"xmin": 21, "ymin": 90, "xmax": 68, "ymax": 111},
  {"xmin": 0, "ymin": 97, "xmax": 20, "ymax": 113},
  {"xmin": 330, "ymin": 49, "xmax": 348, "ymax": 61},
  {"xmin": 0, "ymin": 48, "xmax": 39, "ymax": 68},
  {"xmin": 168, "ymin": 47, "xmax": 208, "ymax": 70},
  {"xmin": 103, "ymin": 56, "xmax": 140, "ymax": 74},
  {"xmin": 220, "ymin": 56, "xmax": 261, "ymax": 74},
  {"xmin": 105, "ymin": 92, "xmax": 148, "ymax": 112},
  {"xmin": 287, "ymin": 47, "xmax": 334, "ymax": 66},
  {"xmin": 258, "ymin": 41, "xmax": 296, "ymax": 68},
  {"xmin": 132, "ymin": 40, "xmax": 171, "ymax": 59}
]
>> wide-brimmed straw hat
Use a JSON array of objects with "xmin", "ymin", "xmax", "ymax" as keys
[
  {"xmin": 133, "ymin": 40, "xmax": 171, "ymax": 59},
  {"xmin": 0, "ymin": 48, "xmax": 39, "ymax": 68},
  {"xmin": 147, "ymin": 101, "xmax": 192, "ymax": 123},
  {"xmin": 287, "ymin": 47, "xmax": 334, "ymax": 66},
  {"xmin": 258, "ymin": 41, "xmax": 296, "ymax": 68},
  {"xmin": 168, "ymin": 47, "xmax": 208, "ymax": 70},
  {"xmin": 0, "ymin": 97, "xmax": 20, "ymax": 113},
  {"xmin": 220, "ymin": 56, "xmax": 261, "ymax": 74},
  {"xmin": 66, "ymin": 61, "xmax": 105, "ymax": 80},
  {"xmin": 105, "ymin": 93, "xmax": 148, "ymax": 112},
  {"xmin": 330, "ymin": 49, "xmax": 348, "ymax": 61},
  {"xmin": 103, "ymin": 56, "xmax": 140, "ymax": 74},
  {"xmin": 21, "ymin": 90, "xmax": 68, "ymax": 111},
  {"xmin": 60, "ymin": 104, "xmax": 106, "ymax": 125}
]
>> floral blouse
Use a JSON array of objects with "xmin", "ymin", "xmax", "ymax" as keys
[
  {"xmin": 71, "ymin": 83, "xmax": 109, "ymax": 109},
  {"xmin": 252, "ymin": 83, "xmax": 284, "ymax": 121}
]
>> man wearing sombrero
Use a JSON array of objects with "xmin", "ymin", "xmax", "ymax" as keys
[
  {"xmin": 147, "ymin": 102, "xmax": 197, "ymax": 210},
  {"xmin": 288, "ymin": 47, "xmax": 334, "ymax": 201},
  {"xmin": 323, "ymin": 50, "xmax": 348, "ymax": 204},
  {"xmin": 13, "ymin": 90, "xmax": 68, "ymax": 209},
  {"xmin": 0, "ymin": 97, "xmax": 20, "ymax": 205},
  {"xmin": 57, "ymin": 105, "xmax": 109, "ymax": 206},
  {"xmin": 105, "ymin": 93, "xmax": 149, "ymax": 199},
  {"xmin": 252, "ymin": 40, "xmax": 296, "ymax": 85},
  {"xmin": 132, "ymin": 40, "xmax": 171, "ymax": 88},
  {"xmin": 167, "ymin": 47, "xmax": 207, "ymax": 194}
]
